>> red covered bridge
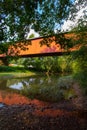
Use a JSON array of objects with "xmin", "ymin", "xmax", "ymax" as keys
[{"xmin": 0, "ymin": 32, "xmax": 83, "ymax": 59}]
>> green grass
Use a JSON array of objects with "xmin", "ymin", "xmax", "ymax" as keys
[
  {"xmin": 0, "ymin": 72, "xmax": 36, "ymax": 79},
  {"xmin": 0, "ymin": 66, "xmax": 28, "ymax": 72},
  {"xmin": 0, "ymin": 66, "xmax": 37, "ymax": 79}
]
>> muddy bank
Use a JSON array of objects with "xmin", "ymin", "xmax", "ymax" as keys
[
  {"xmin": 0, "ymin": 100, "xmax": 87, "ymax": 130},
  {"xmin": 0, "ymin": 83, "xmax": 87, "ymax": 130}
]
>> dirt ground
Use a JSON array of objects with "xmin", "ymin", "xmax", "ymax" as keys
[{"xmin": 0, "ymin": 83, "xmax": 87, "ymax": 130}]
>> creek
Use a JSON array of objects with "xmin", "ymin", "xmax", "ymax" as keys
[{"xmin": 0, "ymin": 74, "xmax": 75, "ymax": 105}]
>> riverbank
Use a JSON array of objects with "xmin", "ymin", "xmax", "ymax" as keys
[
  {"xmin": 0, "ymin": 67, "xmax": 87, "ymax": 129},
  {"xmin": 0, "ymin": 98, "xmax": 87, "ymax": 130},
  {"xmin": 0, "ymin": 83, "xmax": 87, "ymax": 130},
  {"xmin": 0, "ymin": 65, "xmax": 47, "ymax": 80},
  {"xmin": 0, "ymin": 72, "xmax": 36, "ymax": 79}
]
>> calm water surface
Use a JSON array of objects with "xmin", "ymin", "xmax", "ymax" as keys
[{"xmin": 0, "ymin": 75, "xmax": 75, "ymax": 105}]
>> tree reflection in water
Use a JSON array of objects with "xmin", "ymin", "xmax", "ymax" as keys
[{"xmin": 0, "ymin": 75, "xmax": 76, "ymax": 104}]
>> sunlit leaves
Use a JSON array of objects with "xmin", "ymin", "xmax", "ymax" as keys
[
  {"xmin": 34, "ymin": 0, "xmax": 74, "ymax": 36},
  {"xmin": 0, "ymin": 0, "xmax": 39, "ymax": 42}
]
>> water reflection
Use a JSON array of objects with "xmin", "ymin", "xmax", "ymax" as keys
[
  {"xmin": 0, "ymin": 75, "xmax": 75, "ymax": 103},
  {"xmin": 9, "ymin": 82, "xmax": 23, "ymax": 90},
  {"xmin": 0, "ymin": 103, "xmax": 6, "ymax": 108},
  {"xmin": 0, "ymin": 90, "xmax": 31, "ymax": 105}
]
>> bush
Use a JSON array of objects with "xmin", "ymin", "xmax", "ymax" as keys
[{"xmin": 72, "ymin": 46, "xmax": 87, "ymax": 95}]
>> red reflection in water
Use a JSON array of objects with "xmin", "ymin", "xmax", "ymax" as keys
[
  {"xmin": 0, "ymin": 90, "xmax": 78, "ymax": 117},
  {"xmin": 0, "ymin": 90, "xmax": 30, "ymax": 105},
  {"xmin": 0, "ymin": 90, "xmax": 49, "ymax": 106}
]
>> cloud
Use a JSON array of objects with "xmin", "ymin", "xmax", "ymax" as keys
[{"xmin": 62, "ymin": 5, "xmax": 87, "ymax": 31}]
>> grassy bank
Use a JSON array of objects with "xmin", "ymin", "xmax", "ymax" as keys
[
  {"xmin": 0, "ymin": 65, "xmax": 29, "ymax": 73},
  {"xmin": 0, "ymin": 66, "xmax": 37, "ymax": 78},
  {"xmin": 0, "ymin": 72, "xmax": 36, "ymax": 79}
]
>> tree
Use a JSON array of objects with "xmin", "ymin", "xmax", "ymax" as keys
[
  {"xmin": 29, "ymin": 33, "xmax": 35, "ymax": 39},
  {"xmin": 0, "ymin": 0, "xmax": 86, "ymax": 65},
  {"xmin": 0, "ymin": 0, "xmax": 75, "ymax": 42},
  {"xmin": 69, "ymin": 0, "xmax": 87, "ymax": 93},
  {"xmin": 0, "ymin": 0, "xmax": 39, "ymax": 64},
  {"xmin": 0, "ymin": 0, "xmax": 39, "ymax": 41}
]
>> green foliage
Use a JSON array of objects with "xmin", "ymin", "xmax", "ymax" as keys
[
  {"xmin": 10, "ymin": 58, "xmax": 25, "ymax": 65},
  {"xmin": 0, "ymin": 66, "xmax": 27, "ymax": 72},
  {"xmin": 23, "ymin": 55, "xmax": 72, "ymax": 74},
  {"xmin": 20, "ymin": 75, "xmax": 75, "ymax": 102},
  {"xmin": 58, "ymin": 76, "xmax": 74, "ymax": 89},
  {"xmin": 72, "ymin": 46, "xmax": 87, "ymax": 95},
  {"xmin": 0, "ymin": 0, "xmax": 39, "ymax": 42},
  {"xmin": 34, "ymin": 0, "xmax": 73, "ymax": 36},
  {"xmin": 0, "ymin": 0, "xmax": 74, "ymax": 42},
  {"xmin": 58, "ymin": 55, "xmax": 72, "ymax": 73},
  {"xmin": 29, "ymin": 34, "xmax": 35, "ymax": 39},
  {"xmin": 0, "ymin": 0, "xmax": 86, "ymax": 68}
]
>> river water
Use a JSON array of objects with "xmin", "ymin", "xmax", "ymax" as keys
[{"xmin": 0, "ymin": 75, "xmax": 75, "ymax": 106}]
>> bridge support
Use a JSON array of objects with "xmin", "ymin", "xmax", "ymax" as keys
[{"xmin": 0, "ymin": 57, "xmax": 9, "ymax": 66}]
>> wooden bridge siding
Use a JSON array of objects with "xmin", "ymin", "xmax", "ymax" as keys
[
  {"xmin": 0, "ymin": 33, "xmax": 84, "ymax": 58},
  {"xmin": 10, "ymin": 38, "xmax": 62, "ymax": 56}
]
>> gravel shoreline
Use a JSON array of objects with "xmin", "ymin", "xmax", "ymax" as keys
[
  {"xmin": 0, "ymin": 83, "xmax": 87, "ymax": 130},
  {"xmin": 0, "ymin": 101, "xmax": 87, "ymax": 130}
]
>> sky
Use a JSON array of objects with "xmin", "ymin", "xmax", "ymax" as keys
[
  {"xmin": 62, "ymin": 6, "xmax": 87, "ymax": 31},
  {"xmin": 27, "ymin": 0, "xmax": 87, "ymax": 38},
  {"xmin": 27, "ymin": 29, "xmax": 39, "ymax": 39}
]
